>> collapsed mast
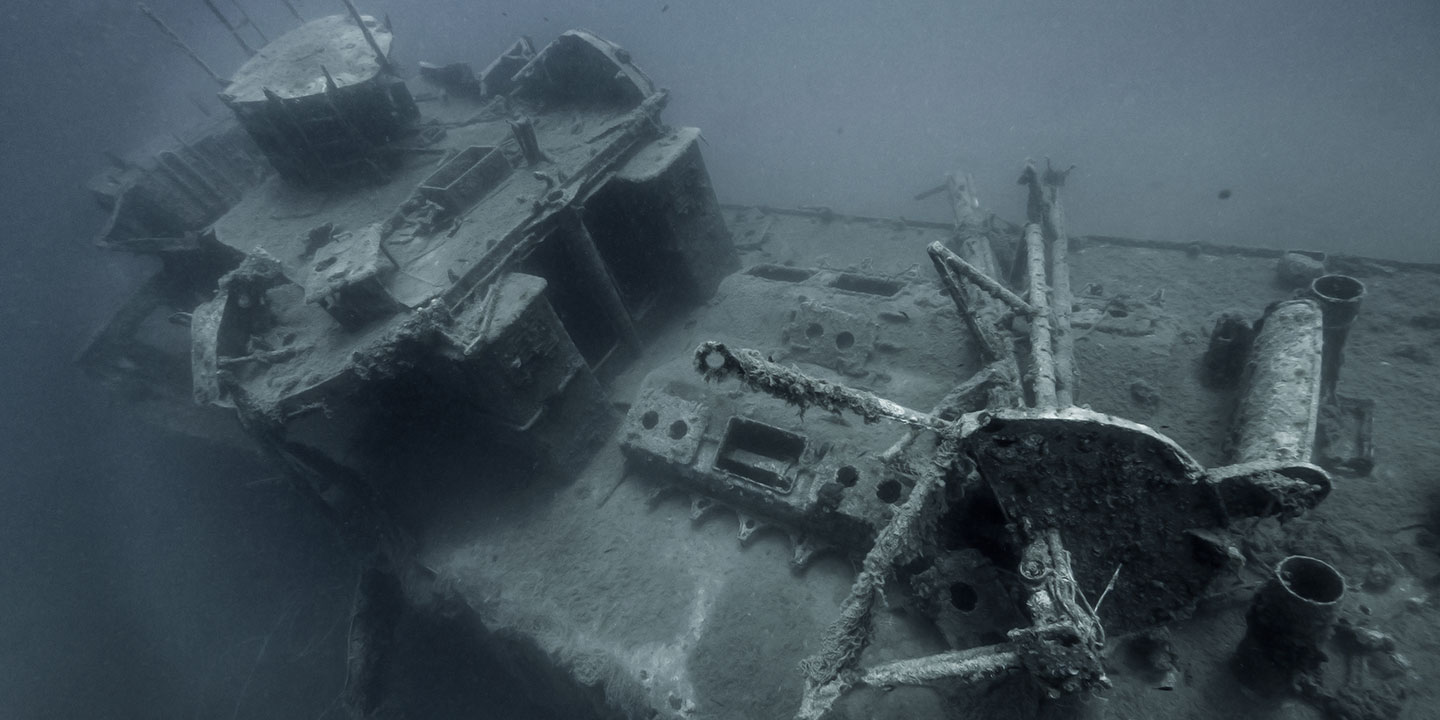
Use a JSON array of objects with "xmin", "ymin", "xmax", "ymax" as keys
[{"xmin": 687, "ymin": 162, "xmax": 1350, "ymax": 716}]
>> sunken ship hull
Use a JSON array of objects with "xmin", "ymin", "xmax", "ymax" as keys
[{"xmin": 82, "ymin": 10, "xmax": 1435, "ymax": 720}]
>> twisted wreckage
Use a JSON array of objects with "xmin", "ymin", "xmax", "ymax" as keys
[{"xmin": 84, "ymin": 8, "xmax": 1431, "ymax": 720}]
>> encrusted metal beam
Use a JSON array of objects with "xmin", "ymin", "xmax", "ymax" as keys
[
  {"xmin": 1022, "ymin": 223, "xmax": 1057, "ymax": 408},
  {"xmin": 695, "ymin": 341, "xmax": 945, "ymax": 430}
]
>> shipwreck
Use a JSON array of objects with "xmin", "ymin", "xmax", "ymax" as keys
[{"xmin": 81, "ymin": 6, "xmax": 1434, "ymax": 719}]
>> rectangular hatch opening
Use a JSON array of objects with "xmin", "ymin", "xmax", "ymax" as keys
[
  {"xmin": 830, "ymin": 272, "xmax": 903, "ymax": 297},
  {"xmin": 713, "ymin": 417, "xmax": 805, "ymax": 493},
  {"xmin": 746, "ymin": 264, "xmax": 816, "ymax": 283}
]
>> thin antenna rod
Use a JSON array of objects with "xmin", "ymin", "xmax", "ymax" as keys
[
  {"xmin": 278, "ymin": 0, "xmax": 304, "ymax": 21},
  {"xmin": 227, "ymin": 0, "xmax": 269, "ymax": 43},
  {"xmin": 137, "ymin": 3, "xmax": 229, "ymax": 87},
  {"xmin": 202, "ymin": 0, "xmax": 256, "ymax": 56},
  {"xmin": 338, "ymin": 0, "xmax": 393, "ymax": 72}
]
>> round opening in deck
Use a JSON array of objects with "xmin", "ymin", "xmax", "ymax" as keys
[
  {"xmin": 950, "ymin": 582, "xmax": 979, "ymax": 613},
  {"xmin": 641, "ymin": 410, "xmax": 659, "ymax": 429},
  {"xmin": 668, "ymin": 419, "xmax": 689, "ymax": 440},
  {"xmin": 835, "ymin": 465, "xmax": 859, "ymax": 487},
  {"xmin": 876, "ymin": 479, "xmax": 902, "ymax": 504}
]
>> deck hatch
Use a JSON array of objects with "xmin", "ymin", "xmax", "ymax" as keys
[
  {"xmin": 713, "ymin": 417, "xmax": 805, "ymax": 493},
  {"xmin": 830, "ymin": 272, "xmax": 904, "ymax": 297}
]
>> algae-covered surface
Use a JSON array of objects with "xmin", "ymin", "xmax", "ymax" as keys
[{"xmin": 408, "ymin": 205, "xmax": 1440, "ymax": 719}]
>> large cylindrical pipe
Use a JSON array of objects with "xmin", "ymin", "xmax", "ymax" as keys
[
  {"xmin": 1237, "ymin": 556, "xmax": 1345, "ymax": 681},
  {"xmin": 1022, "ymin": 223, "xmax": 1057, "ymax": 408},
  {"xmin": 1309, "ymin": 274, "xmax": 1365, "ymax": 401},
  {"xmin": 1231, "ymin": 299, "xmax": 1324, "ymax": 465}
]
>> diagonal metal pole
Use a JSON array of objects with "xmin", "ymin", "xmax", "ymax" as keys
[
  {"xmin": 797, "ymin": 437, "xmax": 961, "ymax": 720},
  {"xmin": 138, "ymin": 4, "xmax": 229, "ymax": 86},
  {"xmin": 695, "ymin": 342, "xmax": 945, "ymax": 431},
  {"xmin": 203, "ymin": 0, "xmax": 256, "ymax": 56},
  {"xmin": 929, "ymin": 243, "xmax": 1035, "ymax": 320},
  {"xmin": 227, "ymin": 0, "xmax": 269, "ymax": 43},
  {"xmin": 278, "ymin": 0, "xmax": 304, "ymax": 21},
  {"xmin": 339, "ymin": 0, "xmax": 394, "ymax": 73}
]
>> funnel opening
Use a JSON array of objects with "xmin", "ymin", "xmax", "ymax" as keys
[
  {"xmin": 1311, "ymin": 275, "xmax": 1365, "ymax": 304},
  {"xmin": 1277, "ymin": 555, "xmax": 1345, "ymax": 605}
]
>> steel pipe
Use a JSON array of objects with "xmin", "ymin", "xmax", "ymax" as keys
[
  {"xmin": 1237, "ymin": 555, "xmax": 1344, "ymax": 682},
  {"xmin": 1230, "ymin": 299, "xmax": 1324, "ymax": 465},
  {"xmin": 1309, "ymin": 274, "xmax": 1365, "ymax": 401}
]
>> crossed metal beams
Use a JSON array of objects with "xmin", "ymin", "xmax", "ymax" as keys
[{"xmin": 694, "ymin": 162, "xmax": 1106, "ymax": 718}]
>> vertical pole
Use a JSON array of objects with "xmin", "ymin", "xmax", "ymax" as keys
[
  {"xmin": 1020, "ymin": 159, "xmax": 1077, "ymax": 407},
  {"xmin": 1046, "ymin": 193, "xmax": 1075, "ymax": 407},
  {"xmin": 509, "ymin": 117, "xmax": 546, "ymax": 166}
]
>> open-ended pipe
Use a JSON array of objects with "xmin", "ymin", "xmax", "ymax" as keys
[
  {"xmin": 1309, "ymin": 274, "xmax": 1365, "ymax": 402},
  {"xmin": 1239, "ymin": 555, "xmax": 1345, "ymax": 678}
]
